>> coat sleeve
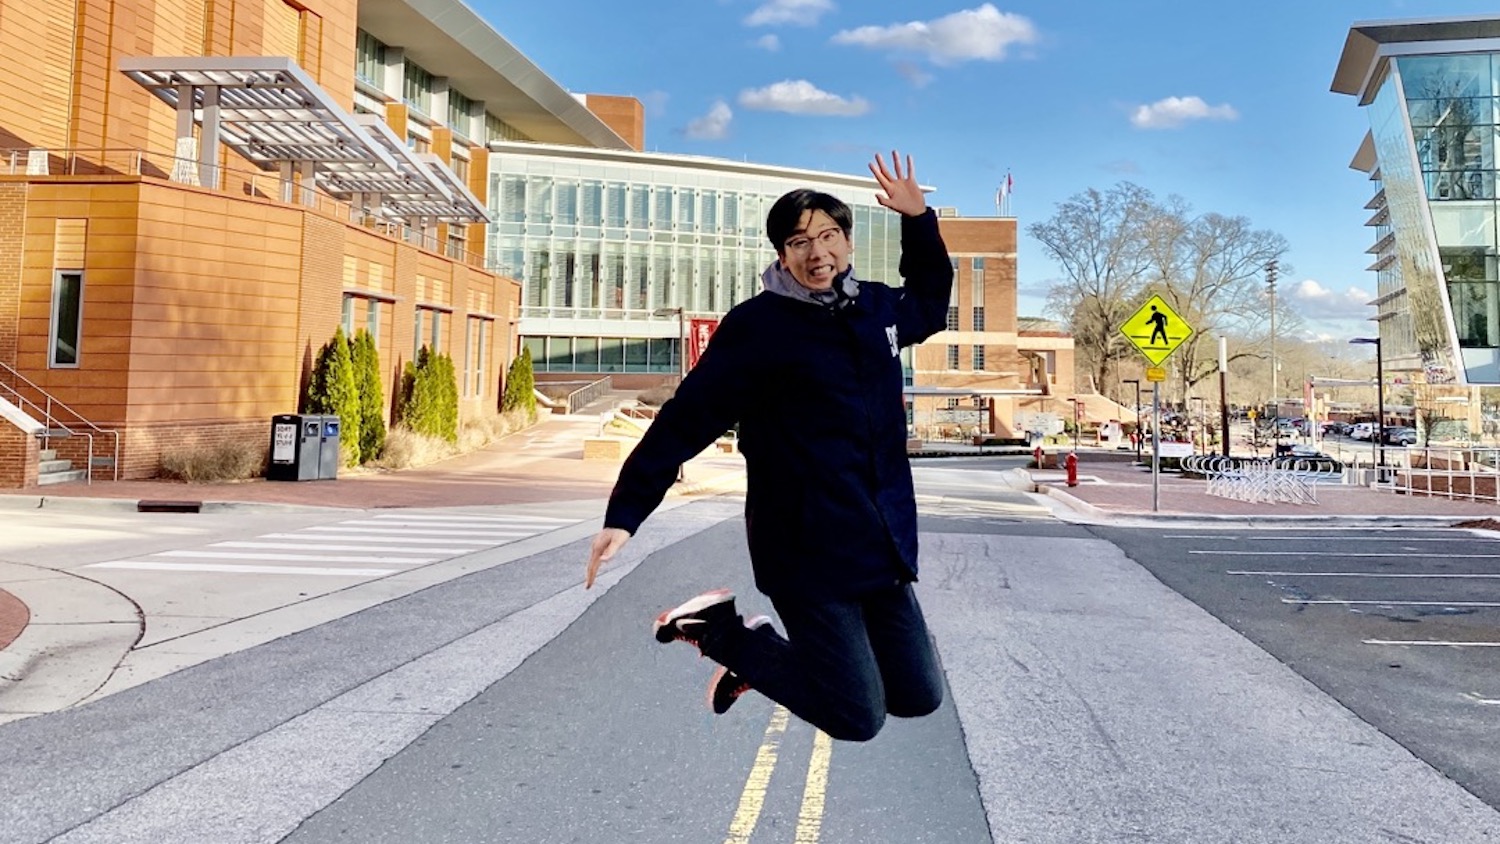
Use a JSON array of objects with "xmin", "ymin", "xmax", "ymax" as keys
[
  {"xmin": 892, "ymin": 209, "xmax": 954, "ymax": 348},
  {"xmin": 602, "ymin": 309, "xmax": 753, "ymax": 534}
]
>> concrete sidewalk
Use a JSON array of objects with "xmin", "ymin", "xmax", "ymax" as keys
[{"xmin": 0, "ymin": 415, "xmax": 748, "ymax": 713}]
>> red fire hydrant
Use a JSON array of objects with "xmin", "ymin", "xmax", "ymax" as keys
[{"xmin": 1065, "ymin": 452, "xmax": 1079, "ymax": 487}]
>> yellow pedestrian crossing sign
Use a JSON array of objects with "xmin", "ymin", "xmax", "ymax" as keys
[{"xmin": 1120, "ymin": 294, "xmax": 1194, "ymax": 366}]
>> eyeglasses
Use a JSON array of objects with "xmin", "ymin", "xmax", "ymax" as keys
[{"xmin": 783, "ymin": 227, "xmax": 844, "ymax": 254}]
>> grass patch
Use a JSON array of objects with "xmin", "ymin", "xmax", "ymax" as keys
[
  {"xmin": 159, "ymin": 440, "xmax": 267, "ymax": 482},
  {"xmin": 370, "ymin": 409, "xmax": 533, "ymax": 471}
]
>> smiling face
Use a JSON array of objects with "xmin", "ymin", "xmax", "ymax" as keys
[{"xmin": 778, "ymin": 209, "xmax": 852, "ymax": 291}]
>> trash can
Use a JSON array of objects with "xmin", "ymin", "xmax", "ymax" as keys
[
  {"xmin": 317, "ymin": 415, "xmax": 341, "ymax": 479},
  {"xmin": 267, "ymin": 414, "xmax": 322, "ymax": 481}
]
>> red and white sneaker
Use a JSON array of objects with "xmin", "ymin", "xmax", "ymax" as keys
[
  {"xmin": 652, "ymin": 589, "xmax": 736, "ymax": 647},
  {"xmin": 705, "ymin": 615, "xmax": 772, "ymax": 715}
]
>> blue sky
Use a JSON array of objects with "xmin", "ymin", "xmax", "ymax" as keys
[{"xmin": 481, "ymin": 0, "xmax": 1500, "ymax": 342}]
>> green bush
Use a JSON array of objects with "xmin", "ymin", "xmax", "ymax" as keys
[
  {"xmin": 397, "ymin": 346, "xmax": 459, "ymax": 443},
  {"xmin": 501, "ymin": 347, "xmax": 537, "ymax": 421},
  {"xmin": 349, "ymin": 329, "xmax": 386, "ymax": 463},
  {"xmin": 306, "ymin": 327, "xmax": 362, "ymax": 466}
]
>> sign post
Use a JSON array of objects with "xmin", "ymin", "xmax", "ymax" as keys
[{"xmin": 1119, "ymin": 294, "xmax": 1195, "ymax": 512}]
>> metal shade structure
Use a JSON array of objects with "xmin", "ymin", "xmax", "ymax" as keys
[{"xmin": 119, "ymin": 56, "xmax": 489, "ymax": 224}]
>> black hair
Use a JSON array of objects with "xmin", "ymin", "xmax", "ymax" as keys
[{"xmin": 765, "ymin": 189, "xmax": 853, "ymax": 253}]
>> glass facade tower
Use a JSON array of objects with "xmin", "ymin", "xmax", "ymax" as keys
[
  {"xmin": 1335, "ymin": 19, "xmax": 1500, "ymax": 385},
  {"xmin": 487, "ymin": 143, "xmax": 904, "ymax": 373}
]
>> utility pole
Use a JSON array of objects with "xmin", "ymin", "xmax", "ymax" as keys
[{"xmin": 1266, "ymin": 260, "xmax": 1278, "ymax": 417}]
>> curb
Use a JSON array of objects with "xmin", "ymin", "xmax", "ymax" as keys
[
  {"xmin": 1033, "ymin": 482, "xmax": 1484, "ymax": 526},
  {"xmin": 0, "ymin": 494, "xmax": 348, "ymax": 515}
]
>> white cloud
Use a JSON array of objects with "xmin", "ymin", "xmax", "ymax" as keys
[
  {"xmin": 830, "ymin": 4, "xmax": 1037, "ymax": 65},
  {"xmin": 753, "ymin": 34, "xmax": 781, "ymax": 51},
  {"xmin": 738, "ymin": 80, "xmax": 871, "ymax": 116},
  {"xmin": 745, "ymin": 0, "xmax": 834, "ymax": 27},
  {"xmin": 1292, "ymin": 279, "xmax": 1373, "ymax": 319},
  {"xmin": 685, "ymin": 101, "xmax": 733, "ymax": 140},
  {"xmin": 1130, "ymin": 96, "xmax": 1238, "ymax": 129}
]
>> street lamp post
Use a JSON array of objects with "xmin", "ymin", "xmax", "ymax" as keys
[
  {"xmin": 1122, "ymin": 378, "xmax": 1142, "ymax": 462},
  {"xmin": 1266, "ymin": 260, "xmax": 1279, "ymax": 414},
  {"xmin": 1067, "ymin": 397, "xmax": 1080, "ymax": 453},
  {"xmin": 1350, "ymin": 336, "xmax": 1385, "ymax": 472}
]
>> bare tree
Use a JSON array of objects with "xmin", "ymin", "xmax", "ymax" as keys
[{"xmin": 1029, "ymin": 183, "xmax": 1155, "ymax": 394}]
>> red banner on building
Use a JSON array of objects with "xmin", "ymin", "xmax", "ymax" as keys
[{"xmin": 687, "ymin": 318, "xmax": 719, "ymax": 370}]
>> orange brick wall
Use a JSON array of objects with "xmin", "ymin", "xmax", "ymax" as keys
[
  {"xmin": 0, "ymin": 0, "xmax": 360, "ymax": 177},
  {"xmin": 0, "ymin": 184, "xmax": 23, "ymax": 363},
  {"xmin": 3, "ymin": 176, "xmax": 512, "ymax": 478},
  {"xmin": 0, "ymin": 425, "xmax": 39, "ymax": 487},
  {"xmin": 583, "ymin": 95, "xmax": 644, "ymax": 151}
]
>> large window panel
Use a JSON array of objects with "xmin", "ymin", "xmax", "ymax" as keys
[
  {"xmin": 50, "ymin": 271, "xmax": 82, "ymax": 367},
  {"xmin": 1452, "ymin": 282, "xmax": 1499, "ymax": 347}
]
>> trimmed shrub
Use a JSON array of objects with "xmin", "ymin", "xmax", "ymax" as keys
[
  {"xmin": 305, "ymin": 327, "xmax": 362, "ymax": 467},
  {"xmin": 349, "ymin": 329, "xmax": 386, "ymax": 463},
  {"xmin": 396, "ymin": 346, "xmax": 459, "ymax": 443},
  {"xmin": 501, "ymin": 347, "xmax": 537, "ymax": 421}
]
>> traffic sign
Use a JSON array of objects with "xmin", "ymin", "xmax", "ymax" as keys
[
  {"xmin": 1120, "ymin": 294, "xmax": 1194, "ymax": 366},
  {"xmin": 1145, "ymin": 367, "xmax": 1166, "ymax": 382}
]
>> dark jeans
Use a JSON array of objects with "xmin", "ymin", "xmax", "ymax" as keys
[{"xmin": 702, "ymin": 582, "xmax": 943, "ymax": 742}]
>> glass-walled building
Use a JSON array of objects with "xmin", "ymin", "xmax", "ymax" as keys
[
  {"xmin": 1334, "ymin": 17, "xmax": 1500, "ymax": 384},
  {"xmin": 488, "ymin": 143, "xmax": 905, "ymax": 374}
]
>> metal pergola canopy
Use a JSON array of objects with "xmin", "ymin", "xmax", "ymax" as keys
[{"xmin": 119, "ymin": 56, "xmax": 489, "ymax": 223}]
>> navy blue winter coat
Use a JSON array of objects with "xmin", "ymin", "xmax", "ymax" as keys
[{"xmin": 604, "ymin": 209, "xmax": 953, "ymax": 599}]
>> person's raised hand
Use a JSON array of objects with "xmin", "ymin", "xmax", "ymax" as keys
[
  {"xmin": 869, "ymin": 151, "xmax": 926, "ymax": 217},
  {"xmin": 585, "ymin": 527, "xmax": 631, "ymax": 588}
]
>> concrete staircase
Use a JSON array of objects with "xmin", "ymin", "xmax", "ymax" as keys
[{"xmin": 37, "ymin": 447, "xmax": 87, "ymax": 485}]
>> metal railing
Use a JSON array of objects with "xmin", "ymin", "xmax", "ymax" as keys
[
  {"xmin": 0, "ymin": 361, "xmax": 117, "ymax": 482},
  {"xmin": 1382, "ymin": 446, "xmax": 1500, "ymax": 505},
  {"xmin": 1184, "ymin": 454, "xmax": 1331, "ymax": 505},
  {"xmin": 1, "ymin": 146, "xmax": 490, "ymax": 269},
  {"xmin": 565, "ymin": 376, "xmax": 614, "ymax": 415}
]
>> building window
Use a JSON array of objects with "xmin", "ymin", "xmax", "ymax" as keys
[
  {"xmin": 451, "ymin": 155, "xmax": 470, "ymax": 184},
  {"xmin": 464, "ymin": 317, "xmax": 490, "ymax": 397},
  {"xmin": 355, "ymin": 31, "xmax": 386, "ymax": 87},
  {"xmin": 49, "ymin": 271, "xmax": 83, "ymax": 367},
  {"xmin": 972, "ymin": 307, "xmax": 985, "ymax": 331},
  {"xmin": 414, "ymin": 307, "xmax": 444, "ymax": 359},
  {"xmin": 972, "ymin": 345, "xmax": 985, "ymax": 370},
  {"xmin": 344, "ymin": 294, "xmax": 385, "ymax": 342},
  {"xmin": 971, "ymin": 257, "xmax": 985, "ymax": 271},
  {"xmin": 447, "ymin": 227, "xmax": 468, "ymax": 261},
  {"xmin": 947, "ymin": 345, "xmax": 960, "ymax": 370},
  {"xmin": 448, "ymin": 90, "xmax": 474, "ymax": 139},
  {"xmin": 403, "ymin": 61, "xmax": 434, "ymax": 115},
  {"xmin": 946, "ymin": 306, "xmax": 959, "ymax": 331}
]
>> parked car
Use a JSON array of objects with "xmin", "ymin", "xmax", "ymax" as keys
[
  {"xmin": 1350, "ymin": 422, "xmax": 1375, "ymax": 441},
  {"xmin": 1278, "ymin": 443, "xmax": 1344, "ymax": 471},
  {"xmin": 1381, "ymin": 426, "xmax": 1418, "ymax": 445},
  {"xmin": 1321, "ymin": 421, "xmax": 1352, "ymax": 437}
]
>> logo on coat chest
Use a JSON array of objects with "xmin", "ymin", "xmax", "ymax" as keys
[{"xmin": 885, "ymin": 325, "xmax": 899, "ymax": 357}]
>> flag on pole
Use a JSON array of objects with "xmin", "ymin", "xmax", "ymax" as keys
[{"xmin": 996, "ymin": 171, "xmax": 1014, "ymax": 216}]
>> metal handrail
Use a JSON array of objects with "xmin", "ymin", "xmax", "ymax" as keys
[
  {"xmin": 565, "ymin": 376, "xmax": 613, "ymax": 415},
  {"xmin": 0, "ymin": 361, "xmax": 117, "ymax": 482}
]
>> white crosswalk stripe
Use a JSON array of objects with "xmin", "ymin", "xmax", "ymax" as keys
[{"xmin": 83, "ymin": 511, "xmax": 585, "ymax": 577}]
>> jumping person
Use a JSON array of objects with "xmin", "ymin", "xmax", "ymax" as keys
[{"xmin": 585, "ymin": 151, "xmax": 952, "ymax": 742}]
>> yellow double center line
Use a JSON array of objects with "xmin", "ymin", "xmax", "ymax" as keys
[{"xmin": 724, "ymin": 706, "xmax": 835, "ymax": 843}]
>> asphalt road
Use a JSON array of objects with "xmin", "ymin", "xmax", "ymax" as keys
[
  {"xmin": 1095, "ymin": 524, "xmax": 1500, "ymax": 810},
  {"xmin": 7, "ymin": 473, "xmax": 1500, "ymax": 842}
]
